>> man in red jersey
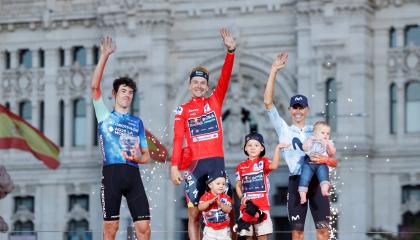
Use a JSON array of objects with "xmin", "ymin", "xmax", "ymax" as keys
[{"xmin": 171, "ymin": 28, "xmax": 236, "ymax": 240}]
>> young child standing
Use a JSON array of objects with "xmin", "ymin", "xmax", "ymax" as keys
[
  {"xmin": 198, "ymin": 172, "xmax": 233, "ymax": 240},
  {"xmin": 235, "ymin": 132, "xmax": 289, "ymax": 240},
  {"xmin": 299, "ymin": 121, "xmax": 337, "ymax": 204}
]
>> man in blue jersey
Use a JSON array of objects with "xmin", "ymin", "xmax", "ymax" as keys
[
  {"xmin": 91, "ymin": 36, "xmax": 151, "ymax": 240},
  {"xmin": 263, "ymin": 53, "xmax": 337, "ymax": 240}
]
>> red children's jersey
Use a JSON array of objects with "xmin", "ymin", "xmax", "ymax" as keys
[
  {"xmin": 235, "ymin": 157, "xmax": 272, "ymax": 211},
  {"xmin": 171, "ymin": 53, "xmax": 234, "ymax": 166},
  {"xmin": 199, "ymin": 192, "xmax": 232, "ymax": 230}
]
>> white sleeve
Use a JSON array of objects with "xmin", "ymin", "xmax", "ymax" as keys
[{"xmin": 266, "ymin": 105, "xmax": 289, "ymax": 140}]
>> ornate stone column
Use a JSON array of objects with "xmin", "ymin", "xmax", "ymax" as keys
[{"xmin": 43, "ymin": 48, "xmax": 59, "ymax": 144}]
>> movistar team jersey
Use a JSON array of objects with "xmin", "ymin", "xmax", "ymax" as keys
[
  {"xmin": 266, "ymin": 106, "xmax": 313, "ymax": 176},
  {"xmin": 93, "ymin": 96, "xmax": 148, "ymax": 168}
]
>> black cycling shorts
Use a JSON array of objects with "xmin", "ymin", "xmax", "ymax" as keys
[
  {"xmin": 101, "ymin": 164, "xmax": 150, "ymax": 222},
  {"xmin": 287, "ymin": 175, "xmax": 330, "ymax": 231},
  {"xmin": 184, "ymin": 157, "xmax": 232, "ymax": 207}
]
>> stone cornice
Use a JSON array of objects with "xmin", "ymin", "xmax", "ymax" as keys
[
  {"xmin": 374, "ymin": 0, "xmax": 420, "ymax": 9},
  {"xmin": 170, "ymin": 0, "xmax": 285, "ymax": 18},
  {"xmin": 297, "ymin": 0, "xmax": 375, "ymax": 16}
]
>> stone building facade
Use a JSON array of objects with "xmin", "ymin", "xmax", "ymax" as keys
[{"xmin": 1, "ymin": 0, "xmax": 420, "ymax": 239}]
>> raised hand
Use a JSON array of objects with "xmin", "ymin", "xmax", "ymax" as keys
[
  {"xmin": 220, "ymin": 28, "xmax": 236, "ymax": 51},
  {"xmin": 271, "ymin": 52, "xmax": 288, "ymax": 72},
  {"xmin": 100, "ymin": 36, "xmax": 116, "ymax": 57}
]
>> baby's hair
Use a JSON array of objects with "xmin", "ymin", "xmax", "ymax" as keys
[{"xmin": 313, "ymin": 121, "xmax": 330, "ymax": 132}]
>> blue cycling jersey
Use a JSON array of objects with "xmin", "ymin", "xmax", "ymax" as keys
[
  {"xmin": 266, "ymin": 106, "xmax": 313, "ymax": 176},
  {"xmin": 93, "ymin": 96, "xmax": 148, "ymax": 167}
]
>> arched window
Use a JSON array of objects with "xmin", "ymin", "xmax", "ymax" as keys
[
  {"xmin": 5, "ymin": 51, "xmax": 11, "ymax": 69},
  {"xmin": 59, "ymin": 48, "xmax": 65, "ymax": 67},
  {"xmin": 389, "ymin": 27, "xmax": 396, "ymax": 48},
  {"xmin": 73, "ymin": 46, "xmax": 86, "ymax": 66},
  {"xmin": 93, "ymin": 46, "xmax": 99, "ymax": 65},
  {"xmin": 19, "ymin": 100, "xmax": 32, "ymax": 122},
  {"xmin": 39, "ymin": 49, "xmax": 45, "ymax": 68},
  {"xmin": 326, "ymin": 78, "xmax": 337, "ymax": 132},
  {"xmin": 390, "ymin": 83, "xmax": 397, "ymax": 134},
  {"xmin": 19, "ymin": 49, "xmax": 32, "ymax": 68},
  {"xmin": 73, "ymin": 99, "xmax": 86, "ymax": 146},
  {"xmin": 405, "ymin": 25, "xmax": 420, "ymax": 47},
  {"xmin": 39, "ymin": 101, "xmax": 44, "ymax": 133},
  {"xmin": 59, "ymin": 100, "xmax": 65, "ymax": 147},
  {"xmin": 405, "ymin": 81, "xmax": 420, "ymax": 133},
  {"xmin": 12, "ymin": 196, "xmax": 35, "ymax": 236}
]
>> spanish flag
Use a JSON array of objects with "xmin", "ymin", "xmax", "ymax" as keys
[
  {"xmin": 145, "ymin": 129, "xmax": 168, "ymax": 162},
  {"xmin": 0, "ymin": 105, "xmax": 60, "ymax": 169}
]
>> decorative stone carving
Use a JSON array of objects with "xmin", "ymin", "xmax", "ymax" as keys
[
  {"xmin": 388, "ymin": 47, "xmax": 420, "ymax": 79},
  {"xmin": 12, "ymin": 205, "xmax": 35, "ymax": 223},
  {"xmin": 67, "ymin": 204, "xmax": 89, "ymax": 222},
  {"xmin": 406, "ymin": 52, "xmax": 418, "ymax": 69},
  {"xmin": 224, "ymin": 105, "xmax": 247, "ymax": 149}
]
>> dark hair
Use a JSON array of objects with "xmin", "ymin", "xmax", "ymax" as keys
[{"xmin": 113, "ymin": 77, "xmax": 136, "ymax": 94}]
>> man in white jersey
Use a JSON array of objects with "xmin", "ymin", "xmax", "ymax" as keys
[{"xmin": 263, "ymin": 53, "xmax": 337, "ymax": 240}]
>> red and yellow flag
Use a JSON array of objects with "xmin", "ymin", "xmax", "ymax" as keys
[
  {"xmin": 145, "ymin": 129, "xmax": 168, "ymax": 162},
  {"xmin": 0, "ymin": 105, "xmax": 60, "ymax": 169}
]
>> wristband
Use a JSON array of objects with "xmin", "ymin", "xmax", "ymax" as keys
[{"xmin": 228, "ymin": 48, "xmax": 236, "ymax": 53}]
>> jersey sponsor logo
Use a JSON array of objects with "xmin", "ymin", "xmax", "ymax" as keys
[
  {"xmin": 253, "ymin": 161, "xmax": 264, "ymax": 171},
  {"xmin": 292, "ymin": 137, "xmax": 303, "ymax": 151},
  {"xmin": 291, "ymin": 215, "xmax": 300, "ymax": 221},
  {"xmin": 101, "ymin": 183, "xmax": 107, "ymax": 218},
  {"xmin": 204, "ymin": 209, "xmax": 228, "ymax": 223},
  {"xmin": 189, "ymin": 108, "xmax": 199, "ymax": 113},
  {"xmin": 245, "ymin": 193, "xmax": 264, "ymax": 199},
  {"xmin": 204, "ymin": 103, "xmax": 211, "ymax": 113},
  {"xmin": 242, "ymin": 172, "xmax": 266, "ymax": 193},
  {"xmin": 175, "ymin": 106, "xmax": 183, "ymax": 115},
  {"xmin": 220, "ymin": 197, "xmax": 231, "ymax": 206},
  {"xmin": 192, "ymin": 133, "xmax": 218, "ymax": 142},
  {"xmin": 188, "ymin": 111, "xmax": 219, "ymax": 141}
]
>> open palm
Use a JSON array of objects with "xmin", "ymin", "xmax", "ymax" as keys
[
  {"xmin": 220, "ymin": 28, "xmax": 236, "ymax": 50},
  {"xmin": 272, "ymin": 52, "xmax": 288, "ymax": 71},
  {"xmin": 100, "ymin": 36, "xmax": 116, "ymax": 57}
]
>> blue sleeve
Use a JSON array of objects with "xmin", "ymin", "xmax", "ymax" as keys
[
  {"xmin": 266, "ymin": 106, "xmax": 289, "ymax": 141},
  {"xmin": 93, "ymin": 96, "xmax": 111, "ymax": 123},
  {"xmin": 139, "ymin": 120, "xmax": 148, "ymax": 150}
]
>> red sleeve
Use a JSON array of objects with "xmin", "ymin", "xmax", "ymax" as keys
[
  {"xmin": 171, "ymin": 106, "xmax": 186, "ymax": 166},
  {"xmin": 199, "ymin": 192, "xmax": 209, "ymax": 203},
  {"xmin": 263, "ymin": 157, "xmax": 272, "ymax": 173},
  {"xmin": 212, "ymin": 52, "xmax": 235, "ymax": 105},
  {"xmin": 235, "ymin": 164, "xmax": 242, "ymax": 182},
  {"xmin": 320, "ymin": 157, "xmax": 338, "ymax": 167}
]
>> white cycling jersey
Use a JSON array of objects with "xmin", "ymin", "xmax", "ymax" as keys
[{"xmin": 266, "ymin": 106, "xmax": 313, "ymax": 176}]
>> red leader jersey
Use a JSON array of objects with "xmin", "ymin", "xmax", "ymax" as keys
[
  {"xmin": 236, "ymin": 157, "xmax": 272, "ymax": 211},
  {"xmin": 172, "ymin": 53, "xmax": 234, "ymax": 166}
]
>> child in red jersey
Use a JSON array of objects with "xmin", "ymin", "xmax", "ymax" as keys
[
  {"xmin": 235, "ymin": 133, "xmax": 289, "ymax": 239},
  {"xmin": 198, "ymin": 172, "xmax": 233, "ymax": 240}
]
